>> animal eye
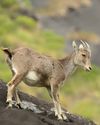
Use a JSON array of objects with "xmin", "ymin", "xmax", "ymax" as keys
[{"xmin": 82, "ymin": 54, "xmax": 86, "ymax": 57}]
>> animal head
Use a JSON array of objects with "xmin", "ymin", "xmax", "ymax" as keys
[{"xmin": 72, "ymin": 40, "xmax": 92, "ymax": 71}]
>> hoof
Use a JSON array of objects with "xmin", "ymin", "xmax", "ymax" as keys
[
  {"xmin": 15, "ymin": 103, "xmax": 22, "ymax": 109},
  {"xmin": 6, "ymin": 99, "xmax": 13, "ymax": 108},
  {"xmin": 6, "ymin": 102, "xmax": 13, "ymax": 108},
  {"xmin": 61, "ymin": 113, "xmax": 69, "ymax": 121},
  {"xmin": 57, "ymin": 113, "xmax": 69, "ymax": 121},
  {"xmin": 6, "ymin": 100, "xmax": 21, "ymax": 109}
]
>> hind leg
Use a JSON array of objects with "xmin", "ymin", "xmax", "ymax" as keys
[
  {"xmin": 15, "ymin": 89, "xmax": 21, "ymax": 105},
  {"xmin": 10, "ymin": 68, "xmax": 21, "ymax": 105},
  {"xmin": 13, "ymin": 89, "xmax": 22, "ymax": 108},
  {"xmin": 7, "ymin": 74, "xmax": 24, "ymax": 108}
]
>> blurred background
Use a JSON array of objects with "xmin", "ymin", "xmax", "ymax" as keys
[{"xmin": 0, "ymin": 0, "xmax": 100, "ymax": 124}]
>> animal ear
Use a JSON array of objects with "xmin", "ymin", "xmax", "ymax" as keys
[
  {"xmin": 79, "ymin": 44, "xmax": 84, "ymax": 50},
  {"xmin": 72, "ymin": 41, "xmax": 78, "ymax": 51}
]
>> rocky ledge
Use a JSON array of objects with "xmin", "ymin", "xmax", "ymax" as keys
[{"xmin": 0, "ymin": 80, "xmax": 97, "ymax": 125}]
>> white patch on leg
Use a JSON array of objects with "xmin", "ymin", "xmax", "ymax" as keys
[{"xmin": 12, "ymin": 65, "xmax": 17, "ymax": 74}]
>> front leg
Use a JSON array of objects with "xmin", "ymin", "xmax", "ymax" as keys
[{"xmin": 50, "ymin": 84, "xmax": 68, "ymax": 120}]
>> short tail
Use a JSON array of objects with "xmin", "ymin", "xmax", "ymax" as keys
[{"xmin": 2, "ymin": 48, "xmax": 12, "ymax": 59}]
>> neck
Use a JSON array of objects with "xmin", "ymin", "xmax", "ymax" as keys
[{"xmin": 59, "ymin": 52, "xmax": 77, "ymax": 78}]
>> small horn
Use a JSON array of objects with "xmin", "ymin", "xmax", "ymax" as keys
[
  {"xmin": 85, "ymin": 41, "xmax": 91, "ymax": 53},
  {"xmin": 80, "ymin": 40, "xmax": 91, "ymax": 52},
  {"xmin": 85, "ymin": 41, "xmax": 90, "ymax": 49},
  {"xmin": 80, "ymin": 40, "xmax": 86, "ymax": 47}
]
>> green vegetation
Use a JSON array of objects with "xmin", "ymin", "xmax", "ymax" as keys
[{"xmin": 0, "ymin": 0, "xmax": 100, "ymax": 124}]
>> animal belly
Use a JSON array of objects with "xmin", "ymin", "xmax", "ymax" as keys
[{"xmin": 23, "ymin": 71, "xmax": 40, "ymax": 86}]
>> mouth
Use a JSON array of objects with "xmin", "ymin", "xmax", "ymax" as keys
[
  {"xmin": 84, "ymin": 67, "xmax": 92, "ymax": 72},
  {"xmin": 85, "ymin": 68, "xmax": 90, "ymax": 72}
]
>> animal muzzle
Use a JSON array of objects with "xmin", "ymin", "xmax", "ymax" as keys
[{"xmin": 84, "ymin": 66, "xmax": 92, "ymax": 71}]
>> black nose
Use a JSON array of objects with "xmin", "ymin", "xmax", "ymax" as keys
[{"xmin": 89, "ymin": 67, "xmax": 92, "ymax": 70}]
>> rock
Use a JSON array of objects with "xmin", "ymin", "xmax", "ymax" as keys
[{"xmin": 0, "ymin": 80, "xmax": 97, "ymax": 125}]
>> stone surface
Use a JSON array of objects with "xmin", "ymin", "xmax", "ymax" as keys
[{"xmin": 0, "ymin": 80, "xmax": 97, "ymax": 125}]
